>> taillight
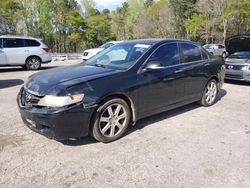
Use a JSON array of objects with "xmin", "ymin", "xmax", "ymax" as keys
[{"xmin": 42, "ymin": 48, "xmax": 49, "ymax": 53}]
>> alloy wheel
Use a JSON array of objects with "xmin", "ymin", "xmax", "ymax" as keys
[
  {"xmin": 27, "ymin": 58, "xmax": 40, "ymax": 70},
  {"xmin": 99, "ymin": 103, "xmax": 128, "ymax": 137},
  {"xmin": 205, "ymin": 81, "xmax": 217, "ymax": 104}
]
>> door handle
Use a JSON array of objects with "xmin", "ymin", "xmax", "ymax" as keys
[{"xmin": 24, "ymin": 50, "xmax": 29, "ymax": 52}]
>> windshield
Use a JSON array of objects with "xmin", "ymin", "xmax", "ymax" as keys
[
  {"xmin": 99, "ymin": 42, "xmax": 114, "ymax": 49},
  {"xmin": 229, "ymin": 51, "xmax": 250, "ymax": 59},
  {"xmin": 85, "ymin": 43, "xmax": 151, "ymax": 70}
]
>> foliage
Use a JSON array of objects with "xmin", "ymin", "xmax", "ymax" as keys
[{"xmin": 0, "ymin": 0, "xmax": 249, "ymax": 52}]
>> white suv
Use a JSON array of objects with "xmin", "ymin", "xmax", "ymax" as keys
[
  {"xmin": 203, "ymin": 44, "xmax": 227, "ymax": 58},
  {"xmin": 0, "ymin": 35, "xmax": 52, "ymax": 70}
]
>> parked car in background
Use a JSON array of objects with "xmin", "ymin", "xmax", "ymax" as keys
[
  {"xmin": 18, "ymin": 39, "xmax": 225, "ymax": 143},
  {"xmin": 82, "ymin": 41, "xmax": 122, "ymax": 60},
  {"xmin": 203, "ymin": 44, "xmax": 227, "ymax": 58},
  {"xmin": 0, "ymin": 35, "xmax": 51, "ymax": 70},
  {"xmin": 225, "ymin": 35, "xmax": 250, "ymax": 82},
  {"xmin": 53, "ymin": 55, "xmax": 67, "ymax": 61}
]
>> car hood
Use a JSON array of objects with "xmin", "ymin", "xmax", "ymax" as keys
[
  {"xmin": 225, "ymin": 35, "xmax": 250, "ymax": 54},
  {"xmin": 25, "ymin": 64, "xmax": 120, "ymax": 96}
]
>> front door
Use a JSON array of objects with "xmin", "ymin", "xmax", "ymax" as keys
[
  {"xmin": 3, "ymin": 38, "xmax": 26, "ymax": 65},
  {"xmin": 0, "ymin": 38, "xmax": 6, "ymax": 64},
  {"xmin": 137, "ymin": 42, "xmax": 185, "ymax": 117}
]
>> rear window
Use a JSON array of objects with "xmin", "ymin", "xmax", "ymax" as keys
[
  {"xmin": 181, "ymin": 43, "xmax": 202, "ymax": 62},
  {"xmin": 3, "ymin": 38, "xmax": 24, "ymax": 48},
  {"xmin": 24, "ymin": 39, "xmax": 40, "ymax": 47}
]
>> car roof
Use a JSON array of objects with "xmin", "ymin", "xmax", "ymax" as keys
[
  {"xmin": 0, "ymin": 35, "xmax": 41, "ymax": 40},
  {"xmin": 120, "ymin": 38, "xmax": 196, "ymax": 45}
]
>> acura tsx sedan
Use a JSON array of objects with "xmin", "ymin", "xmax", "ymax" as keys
[{"xmin": 17, "ymin": 39, "xmax": 225, "ymax": 142}]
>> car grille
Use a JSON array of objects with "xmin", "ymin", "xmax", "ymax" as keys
[
  {"xmin": 83, "ymin": 52, "xmax": 89, "ymax": 56},
  {"xmin": 20, "ymin": 89, "xmax": 42, "ymax": 107},
  {"xmin": 225, "ymin": 74, "xmax": 243, "ymax": 79},
  {"xmin": 226, "ymin": 64, "xmax": 245, "ymax": 70}
]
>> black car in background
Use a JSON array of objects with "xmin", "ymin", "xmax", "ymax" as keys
[
  {"xmin": 225, "ymin": 35, "xmax": 250, "ymax": 82},
  {"xmin": 17, "ymin": 39, "xmax": 225, "ymax": 142}
]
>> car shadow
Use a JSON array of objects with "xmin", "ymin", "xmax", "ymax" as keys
[
  {"xmin": 0, "ymin": 79, "xmax": 24, "ymax": 89},
  {"xmin": 225, "ymin": 79, "xmax": 250, "ymax": 86},
  {"xmin": 61, "ymin": 89, "xmax": 227, "ymax": 146},
  {"xmin": 0, "ymin": 66, "xmax": 59, "ymax": 73}
]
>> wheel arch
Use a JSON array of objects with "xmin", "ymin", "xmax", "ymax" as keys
[
  {"xmin": 26, "ymin": 55, "xmax": 42, "ymax": 64},
  {"xmin": 96, "ymin": 93, "xmax": 137, "ymax": 125}
]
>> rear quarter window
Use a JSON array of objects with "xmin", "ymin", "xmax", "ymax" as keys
[
  {"xmin": 0, "ymin": 38, "xmax": 2, "ymax": 48},
  {"xmin": 181, "ymin": 43, "xmax": 202, "ymax": 62},
  {"xmin": 3, "ymin": 38, "xmax": 24, "ymax": 48},
  {"xmin": 24, "ymin": 39, "xmax": 40, "ymax": 47}
]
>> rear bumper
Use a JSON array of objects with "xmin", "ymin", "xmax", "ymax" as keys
[
  {"xmin": 17, "ymin": 91, "xmax": 96, "ymax": 140},
  {"xmin": 40, "ymin": 53, "xmax": 52, "ymax": 63}
]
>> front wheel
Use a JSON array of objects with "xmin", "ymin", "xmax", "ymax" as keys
[
  {"xmin": 26, "ymin": 57, "xmax": 41, "ymax": 70},
  {"xmin": 199, "ymin": 79, "xmax": 218, "ymax": 107},
  {"xmin": 91, "ymin": 98, "xmax": 131, "ymax": 143}
]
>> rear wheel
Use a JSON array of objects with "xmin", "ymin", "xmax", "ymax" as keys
[
  {"xmin": 26, "ymin": 56, "xmax": 41, "ymax": 70},
  {"xmin": 199, "ymin": 79, "xmax": 218, "ymax": 107},
  {"xmin": 91, "ymin": 98, "xmax": 131, "ymax": 143}
]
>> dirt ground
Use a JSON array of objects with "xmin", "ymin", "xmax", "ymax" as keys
[{"xmin": 0, "ymin": 60, "xmax": 250, "ymax": 188}]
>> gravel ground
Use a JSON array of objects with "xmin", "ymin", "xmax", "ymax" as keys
[{"xmin": 0, "ymin": 60, "xmax": 250, "ymax": 188}]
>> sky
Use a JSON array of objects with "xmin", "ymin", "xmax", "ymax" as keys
[{"xmin": 93, "ymin": 0, "xmax": 126, "ymax": 11}]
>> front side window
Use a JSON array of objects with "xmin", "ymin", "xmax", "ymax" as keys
[
  {"xmin": 24, "ymin": 39, "xmax": 40, "ymax": 47},
  {"xmin": 148, "ymin": 43, "xmax": 180, "ymax": 67},
  {"xmin": 86, "ymin": 43, "xmax": 151, "ymax": 70},
  {"xmin": 3, "ymin": 38, "xmax": 24, "ymax": 48},
  {"xmin": 181, "ymin": 43, "xmax": 202, "ymax": 62}
]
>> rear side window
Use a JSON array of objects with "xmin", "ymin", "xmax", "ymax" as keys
[
  {"xmin": 24, "ymin": 39, "xmax": 40, "ymax": 47},
  {"xmin": 181, "ymin": 43, "xmax": 202, "ymax": 62},
  {"xmin": 0, "ymin": 38, "xmax": 2, "ymax": 48},
  {"xmin": 149, "ymin": 43, "xmax": 180, "ymax": 67},
  {"xmin": 3, "ymin": 38, "xmax": 24, "ymax": 48}
]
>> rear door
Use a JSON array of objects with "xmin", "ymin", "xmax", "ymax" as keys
[
  {"xmin": 23, "ymin": 39, "xmax": 41, "ymax": 57},
  {"xmin": 3, "ymin": 38, "xmax": 26, "ymax": 65},
  {"xmin": 0, "ymin": 38, "xmax": 6, "ymax": 64},
  {"xmin": 179, "ymin": 42, "xmax": 209, "ymax": 100}
]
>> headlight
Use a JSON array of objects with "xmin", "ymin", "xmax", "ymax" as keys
[{"xmin": 38, "ymin": 94, "xmax": 84, "ymax": 108}]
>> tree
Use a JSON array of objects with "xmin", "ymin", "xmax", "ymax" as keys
[
  {"xmin": 144, "ymin": 0, "xmax": 154, "ymax": 8},
  {"xmin": 169, "ymin": 0, "xmax": 197, "ymax": 38},
  {"xmin": 0, "ymin": 0, "xmax": 24, "ymax": 34},
  {"xmin": 224, "ymin": 0, "xmax": 250, "ymax": 36}
]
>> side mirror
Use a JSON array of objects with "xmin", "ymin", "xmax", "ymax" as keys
[{"xmin": 142, "ymin": 61, "xmax": 165, "ymax": 73}]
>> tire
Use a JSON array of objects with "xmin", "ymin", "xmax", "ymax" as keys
[
  {"xmin": 25, "ymin": 56, "xmax": 41, "ymax": 70},
  {"xmin": 90, "ymin": 98, "xmax": 131, "ymax": 143},
  {"xmin": 199, "ymin": 79, "xmax": 218, "ymax": 107}
]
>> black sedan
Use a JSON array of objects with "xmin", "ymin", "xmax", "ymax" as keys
[{"xmin": 17, "ymin": 39, "xmax": 225, "ymax": 142}]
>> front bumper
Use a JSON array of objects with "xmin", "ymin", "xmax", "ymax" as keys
[
  {"xmin": 225, "ymin": 64, "xmax": 250, "ymax": 82},
  {"xmin": 17, "ymin": 91, "xmax": 96, "ymax": 140}
]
